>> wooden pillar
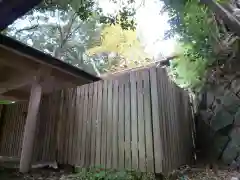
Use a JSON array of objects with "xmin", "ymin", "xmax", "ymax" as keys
[{"xmin": 20, "ymin": 80, "xmax": 42, "ymax": 173}]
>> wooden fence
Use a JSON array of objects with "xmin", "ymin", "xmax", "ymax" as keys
[{"xmin": 0, "ymin": 66, "xmax": 194, "ymax": 173}]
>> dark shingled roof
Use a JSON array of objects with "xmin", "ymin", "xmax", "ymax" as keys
[{"xmin": 0, "ymin": 0, "xmax": 42, "ymax": 30}]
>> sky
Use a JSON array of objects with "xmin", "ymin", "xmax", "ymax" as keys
[
  {"xmin": 135, "ymin": 0, "xmax": 176, "ymax": 58},
  {"xmin": 99, "ymin": 0, "xmax": 176, "ymax": 58}
]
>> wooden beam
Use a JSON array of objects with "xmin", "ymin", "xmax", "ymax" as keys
[
  {"xmin": 19, "ymin": 80, "xmax": 42, "ymax": 173},
  {"xmin": 0, "ymin": 75, "xmax": 34, "ymax": 94},
  {"xmin": 0, "ymin": 95, "xmax": 24, "ymax": 101},
  {"xmin": 0, "ymin": 46, "xmax": 39, "ymax": 72}
]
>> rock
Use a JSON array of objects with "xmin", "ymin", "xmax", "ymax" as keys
[
  {"xmin": 231, "ymin": 177, "xmax": 239, "ymax": 180},
  {"xmin": 210, "ymin": 110, "xmax": 234, "ymax": 131},
  {"xmin": 206, "ymin": 92, "xmax": 215, "ymax": 107},
  {"xmin": 222, "ymin": 141, "xmax": 239, "ymax": 165},
  {"xmin": 200, "ymin": 110, "xmax": 213, "ymax": 124},
  {"xmin": 234, "ymin": 108, "xmax": 240, "ymax": 126},
  {"xmin": 230, "ymin": 127, "xmax": 240, "ymax": 145},
  {"xmin": 231, "ymin": 79, "xmax": 240, "ymax": 94},
  {"xmin": 208, "ymin": 85, "xmax": 225, "ymax": 97},
  {"xmin": 221, "ymin": 91, "xmax": 240, "ymax": 114}
]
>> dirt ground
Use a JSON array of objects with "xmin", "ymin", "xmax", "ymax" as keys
[
  {"xmin": 0, "ymin": 168, "xmax": 72, "ymax": 180},
  {"xmin": 0, "ymin": 166, "xmax": 240, "ymax": 180}
]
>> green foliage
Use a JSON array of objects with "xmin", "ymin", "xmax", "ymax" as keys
[
  {"xmin": 87, "ymin": 24, "xmax": 151, "ymax": 72},
  {"xmin": 32, "ymin": 0, "xmax": 137, "ymax": 30},
  {"xmin": 67, "ymin": 167, "xmax": 156, "ymax": 180},
  {"xmin": 169, "ymin": 43, "xmax": 207, "ymax": 92},
  {"xmin": 163, "ymin": 0, "xmax": 225, "ymax": 91}
]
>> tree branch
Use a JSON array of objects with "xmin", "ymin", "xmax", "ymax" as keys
[
  {"xmin": 200, "ymin": 0, "xmax": 240, "ymax": 37},
  {"xmin": 15, "ymin": 25, "xmax": 39, "ymax": 34}
]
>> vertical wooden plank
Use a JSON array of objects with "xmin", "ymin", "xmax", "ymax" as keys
[
  {"xmin": 172, "ymin": 83, "xmax": 179, "ymax": 168},
  {"xmin": 16, "ymin": 104, "xmax": 22, "ymax": 157},
  {"xmin": 95, "ymin": 81, "xmax": 103, "ymax": 166},
  {"xmin": 8, "ymin": 105, "xmax": 15, "ymax": 156},
  {"xmin": 118, "ymin": 77, "xmax": 125, "ymax": 169},
  {"xmin": 172, "ymin": 87, "xmax": 178, "ymax": 167},
  {"xmin": 66, "ymin": 89, "xmax": 74, "ymax": 164},
  {"xmin": 137, "ymin": 71, "xmax": 146, "ymax": 172},
  {"xmin": 124, "ymin": 74, "xmax": 131, "ymax": 170},
  {"xmin": 112, "ymin": 80, "xmax": 119, "ymax": 169},
  {"xmin": 106, "ymin": 80, "xmax": 113, "ymax": 168},
  {"xmin": 0, "ymin": 106, "xmax": 6, "ymax": 154},
  {"xmin": 156, "ymin": 67, "xmax": 168, "ymax": 173},
  {"xmin": 69, "ymin": 89, "xmax": 77, "ymax": 165},
  {"xmin": 80, "ymin": 85, "xmax": 89, "ymax": 167},
  {"xmin": 76, "ymin": 87, "xmax": 85, "ymax": 165},
  {"xmin": 46, "ymin": 96, "xmax": 54, "ymax": 161},
  {"xmin": 2, "ymin": 107, "xmax": 10, "ymax": 155},
  {"xmin": 11, "ymin": 105, "xmax": 16, "ymax": 156},
  {"xmin": 57, "ymin": 90, "xmax": 65, "ymax": 164},
  {"xmin": 16, "ymin": 104, "xmax": 23, "ymax": 157},
  {"xmin": 8, "ymin": 106, "xmax": 14, "ymax": 156},
  {"xmin": 86, "ymin": 84, "xmax": 93, "ymax": 167},
  {"xmin": 90, "ymin": 82, "xmax": 98, "ymax": 166},
  {"xmin": 32, "ymin": 102, "xmax": 39, "ymax": 162},
  {"xmin": 48, "ymin": 95, "xmax": 55, "ymax": 161},
  {"xmin": 15, "ymin": 104, "xmax": 22, "ymax": 156},
  {"xmin": 174, "ymin": 87, "xmax": 182, "ymax": 167},
  {"xmin": 130, "ymin": 71, "xmax": 139, "ymax": 170},
  {"xmin": 142, "ymin": 69, "xmax": 154, "ymax": 172},
  {"xmin": 20, "ymin": 103, "xmax": 28, "ymax": 157},
  {"xmin": 43, "ymin": 97, "xmax": 50, "ymax": 161},
  {"xmin": 101, "ymin": 80, "xmax": 108, "ymax": 168},
  {"xmin": 11, "ymin": 105, "xmax": 17, "ymax": 156},
  {"xmin": 64, "ymin": 90, "xmax": 71, "ymax": 164},
  {"xmin": 150, "ymin": 67, "xmax": 163, "ymax": 173},
  {"xmin": 165, "ymin": 76, "xmax": 174, "ymax": 171},
  {"xmin": 186, "ymin": 93, "xmax": 194, "ymax": 164},
  {"xmin": 50, "ymin": 92, "xmax": 59, "ymax": 162},
  {"xmin": 40, "ymin": 99, "xmax": 47, "ymax": 161},
  {"xmin": 4, "ymin": 106, "xmax": 11, "ymax": 155},
  {"xmin": 182, "ymin": 92, "xmax": 189, "ymax": 164},
  {"xmin": 5, "ymin": 105, "xmax": 11, "ymax": 156},
  {"xmin": 15, "ymin": 104, "xmax": 20, "ymax": 156},
  {"xmin": 21, "ymin": 103, "xmax": 28, "ymax": 157}
]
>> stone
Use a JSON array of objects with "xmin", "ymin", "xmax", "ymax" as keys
[
  {"xmin": 200, "ymin": 110, "xmax": 213, "ymax": 124},
  {"xmin": 231, "ymin": 79, "xmax": 240, "ymax": 94},
  {"xmin": 210, "ymin": 110, "xmax": 234, "ymax": 131},
  {"xmin": 234, "ymin": 108, "xmax": 240, "ymax": 126},
  {"xmin": 206, "ymin": 92, "xmax": 215, "ymax": 107},
  {"xmin": 230, "ymin": 127, "xmax": 240, "ymax": 146},
  {"xmin": 222, "ymin": 141, "xmax": 239, "ymax": 165},
  {"xmin": 221, "ymin": 91, "xmax": 240, "ymax": 114},
  {"xmin": 208, "ymin": 85, "xmax": 225, "ymax": 98}
]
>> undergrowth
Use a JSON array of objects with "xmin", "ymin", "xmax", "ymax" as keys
[{"xmin": 65, "ymin": 167, "xmax": 157, "ymax": 180}]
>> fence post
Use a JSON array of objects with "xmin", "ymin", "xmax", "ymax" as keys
[{"xmin": 20, "ymin": 80, "xmax": 42, "ymax": 173}]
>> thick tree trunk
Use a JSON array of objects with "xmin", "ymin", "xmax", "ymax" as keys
[{"xmin": 19, "ymin": 81, "xmax": 42, "ymax": 173}]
